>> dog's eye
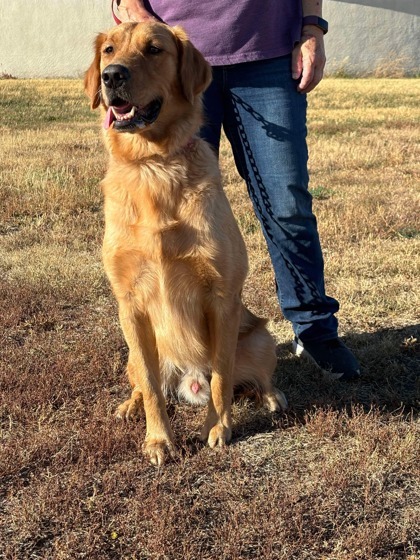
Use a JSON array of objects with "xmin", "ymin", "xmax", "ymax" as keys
[
  {"xmin": 147, "ymin": 45, "xmax": 162, "ymax": 55},
  {"xmin": 104, "ymin": 45, "xmax": 114, "ymax": 54}
]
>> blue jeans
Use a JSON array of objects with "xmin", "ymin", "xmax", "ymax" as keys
[{"xmin": 201, "ymin": 55, "xmax": 339, "ymax": 343}]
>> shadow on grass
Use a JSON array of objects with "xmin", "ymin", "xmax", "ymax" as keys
[
  {"xmin": 277, "ymin": 324, "xmax": 419, "ymax": 408},
  {"xmin": 130, "ymin": 324, "xmax": 420, "ymax": 454},
  {"xmin": 223, "ymin": 324, "xmax": 419, "ymax": 445}
]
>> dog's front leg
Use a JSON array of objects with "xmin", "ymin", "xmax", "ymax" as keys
[
  {"xmin": 117, "ymin": 304, "xmax": 176, "ymax": 466},
  {"xmin": 200, "ymin": 301, "xmax": 241, "ymax": 447}
]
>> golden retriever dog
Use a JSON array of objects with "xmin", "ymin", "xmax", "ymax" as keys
[{"xmin": 85, "ymin": 22, "xmax": 287, "ymax": 466}]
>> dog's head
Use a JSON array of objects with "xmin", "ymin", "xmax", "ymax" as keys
[{"xmin": 84, "ymin": 22, "xmax": 211, "ymax": 142}]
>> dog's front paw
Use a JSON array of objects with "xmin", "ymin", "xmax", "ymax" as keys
[
  {"xmin": 143, "ymin": 438, "xmax": 176, "ymax": 466},
  {"xmin": 200, "ymin": 422, "xmax": 232, "ymax": 448},
  {"xmin": 115, "ymin": 394, "xmax": 143, "ymax": 421}
]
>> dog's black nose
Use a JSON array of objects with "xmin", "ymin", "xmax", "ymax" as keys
[{"xmin": 102, "ymin": 64, "xmax": 131, "ymax": 89}]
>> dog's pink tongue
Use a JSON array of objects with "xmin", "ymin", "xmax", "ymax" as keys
[
  {"xmin": 191, "ymin": 381, "xmax": 201, "ymax": 395},
  {"xmin": 103, "ymin": 107, "xmax": 115, "ymax": 130}
]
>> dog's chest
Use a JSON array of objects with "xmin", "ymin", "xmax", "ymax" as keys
[
  {"xmin": 102, "ymin": 167, "xmax": 222, "ymax": 306},
  {"xmin": 104, "ymin": 211, "xmax": 217, "ymax": 303}
]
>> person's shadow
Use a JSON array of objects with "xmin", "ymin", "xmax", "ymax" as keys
[{"xmin": 230, "ymin": 324, "xmax": 419, "ymax": 443}]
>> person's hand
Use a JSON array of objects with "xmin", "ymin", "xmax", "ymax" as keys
[
  {"xmin": 115, "ymin": 0, "xmax": 156, "ymax": 22},
  {"xmin": 292, "ymin": 26, "xmax": 326, "ymax": 94}
]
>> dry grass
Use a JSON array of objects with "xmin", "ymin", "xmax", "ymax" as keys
[{"xmin": 0, "ymin": 78, "xmax": 419, "ymax": 559}]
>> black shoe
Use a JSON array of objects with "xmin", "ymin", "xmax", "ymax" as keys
[{"xmin": 293, "ymin": 337, "xmax": 361, "ymax": 381}]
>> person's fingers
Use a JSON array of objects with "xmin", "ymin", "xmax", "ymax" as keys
[
  {"xmin": 291, "ymin": 45, "xmax": 303, "ymax": 80},
  {"xmin": 297, "ymin": 52, "xmax": 315, "ymax": 92}
]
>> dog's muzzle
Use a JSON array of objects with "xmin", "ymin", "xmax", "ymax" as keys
[{"xmin": 101, "ymin": 64, "xmax": 162, "ymax": 131}]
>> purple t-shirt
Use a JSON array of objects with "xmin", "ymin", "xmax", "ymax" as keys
[{"xmin": 143, "ymin": 0, "xmax": 302, "ymax": 66}]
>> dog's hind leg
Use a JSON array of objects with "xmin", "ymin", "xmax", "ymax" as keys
[{"xmin": 234, "ymin": 312, "xmax": 288, "ymax": 412}]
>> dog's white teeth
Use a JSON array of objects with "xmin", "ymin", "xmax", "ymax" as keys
[
  {"xmin": 126, "ymin": 106, "xmax": 136, "ymax": 119},
  {"xmin": 111, "ymin": 106, "xmax": 136, "ymax": 121}
]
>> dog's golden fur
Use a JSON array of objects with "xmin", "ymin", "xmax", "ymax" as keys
[{"xmin": 85, "ymin": 22, "xmax": 286, "ymax": 465}]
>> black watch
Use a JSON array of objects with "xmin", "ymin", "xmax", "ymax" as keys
[{"xmin": 302, "ymin": 16, "xmax": 328, "ymax": 34}]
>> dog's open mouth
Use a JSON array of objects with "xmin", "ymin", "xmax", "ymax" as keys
[{"xmin": 103, "ymin": 98, "xmax": 162, "ymax": 131}]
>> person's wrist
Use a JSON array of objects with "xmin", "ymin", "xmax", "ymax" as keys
[{"xmin": 302, "ymin": 25, "xmax": 325, "ymax": 40}]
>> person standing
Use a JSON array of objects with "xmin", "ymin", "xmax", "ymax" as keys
[{"xmin": 110, "ymin": 0, "xmax": 361, "ymax": 381}]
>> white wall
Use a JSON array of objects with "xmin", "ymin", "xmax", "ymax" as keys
[
  {"xmin": 324, "ymin": 0, "xmax": 420, "ymax": 75},
  {"xmin": 0, "ymin": 0, "xmax": 419, "ymax": 78},
  {"xmin": 0, "ymin": 0, "xmax": 113, "ymax": 78}
]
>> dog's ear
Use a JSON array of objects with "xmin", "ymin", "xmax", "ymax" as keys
[
  {"xmin": 84, "ymin": 33, "xmax": 106, "ymax": 110},
  {"xmin": 173, "ymin": 26, "xmax": 212, "ymax": 104}
]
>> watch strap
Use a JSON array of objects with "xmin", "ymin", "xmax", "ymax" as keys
[{"xmin": 302, "ymin": 16, "xmax": 328, "ymax": 34}]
